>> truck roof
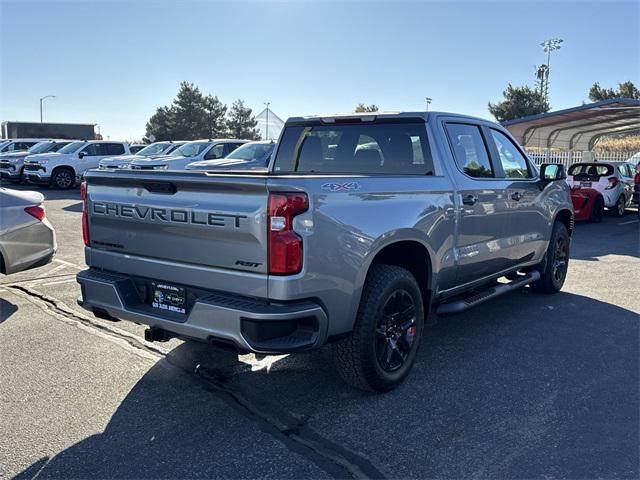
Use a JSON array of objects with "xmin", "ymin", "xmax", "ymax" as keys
[{"xmin": 286, "ymin": 111, "xmax": 493, "ymax": 125}]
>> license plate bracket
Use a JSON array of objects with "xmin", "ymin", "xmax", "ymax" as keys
[{"xmin": 151, "ymin": 282, "xmax": 187, "ymax": 315}]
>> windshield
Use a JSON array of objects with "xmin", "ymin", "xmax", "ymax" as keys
[
  {"xmin": 136, "ymin": 142, "xmax": 172, "ymax": 156},
  {"xmin": 173, "ymin": 142, "xmax": 209, "ymax": 157},
  {"xmin": 227, "ymin": 143, "xmax": 275, "ymax": 162},
  {"xmin": 58, "ymin": 141, "xmax": 86, "ymax": 154},
  {"xmin": 28, "ymin": 142, "xmax": 55, "ymax": 154}
]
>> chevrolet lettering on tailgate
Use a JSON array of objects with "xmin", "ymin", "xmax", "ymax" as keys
[{"xmin": 91, "ymin": 202, "xmax": 247, "ymax": 228}]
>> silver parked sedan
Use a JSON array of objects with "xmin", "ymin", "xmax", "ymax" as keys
[{"xmin": 0, "ymin": 188, "xmax": 56, "ymax": 274}]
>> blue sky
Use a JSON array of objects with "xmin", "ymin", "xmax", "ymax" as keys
[{"xmin": 1, "ymin": 0, "xmax": 638, "ymax": 140}]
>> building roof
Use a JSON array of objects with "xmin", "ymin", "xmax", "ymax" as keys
[{"xmin": 503, "ymin": 98, "xmax": 640, "ymax": 151}]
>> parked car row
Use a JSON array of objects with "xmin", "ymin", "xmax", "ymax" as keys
[{"xmin": 0, "ymin": 138, "xmax": 276, "ymax": 189}]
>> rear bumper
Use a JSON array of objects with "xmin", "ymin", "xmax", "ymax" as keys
[
  {"xmin": 1, "ymin": 220, "xmax": 56, "ymax": 274},
  {"xmin": 76, "ymin": 269, "xmax": 328, "ymax": 353}
]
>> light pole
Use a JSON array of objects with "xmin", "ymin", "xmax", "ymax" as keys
[
  {"xmin": 425, "ymin": 97, "xmax": 432, "ymax": 112},
  {"xmin": 264, "ymin": 102, "xmax": 271, "ymax": 140},
  {"xmin": 39, "ymin": 95, "xmax": 56, "ymax": 123},
  {"xmin": 540, "ymin": 38, "xmax": 563, "ymax": 102}
]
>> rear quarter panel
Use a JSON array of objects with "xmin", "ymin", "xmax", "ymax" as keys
[{"xmin": 266, "ymin": 174, "xmax": 457, "ymax": 336}]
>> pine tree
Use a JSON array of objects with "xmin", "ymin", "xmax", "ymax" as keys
[
  {"xmin": 226, "ymin": 99, "xmax": 261, "ymax": 140},
  {"xmin": 589, "ymin": 81, "xmax": 639, "ymax": 102},
  {"xmin": 203, "ymin": 95, "xmax": 227, "ymax": 138},
  {"xmin": 145, "ymin": 82, "xmax": 229, "ymax": 140},
  {"xmin": 488, "ymin": 84, "xmax": 549, "ymax": 123}
]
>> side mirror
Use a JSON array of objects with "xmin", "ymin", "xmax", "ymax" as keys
[
  {"xmin": 78, "ymin": 151, "xmax": 86, "ymax": 159},
  {"xmin": 539, "ymin": 163, "xmax": 566, "ymax": 181}
]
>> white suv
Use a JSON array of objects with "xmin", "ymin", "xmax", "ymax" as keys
[
  {"xmin": 128, "ymin": 139, "xmax": 247, "ymax": 170},
  {"xmin": 567, "ymin": 162, "xmax": 635, "ymax": 216},
  {"xmin": 24, "ymin": 140, "xmax": 130, "ymax": 189}
]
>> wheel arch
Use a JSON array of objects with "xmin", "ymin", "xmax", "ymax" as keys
[
  {"xmin": 554, "ymin": 208, "xmax": 574, "ymax": 237},
  {"xmin": 350, "ymin": 236, "xmax": 435, "ymax": 325}
]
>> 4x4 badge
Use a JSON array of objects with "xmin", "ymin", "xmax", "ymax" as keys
[{"xmin": 321, "ymin": 181, "xmax": 361, "ymax": 192}]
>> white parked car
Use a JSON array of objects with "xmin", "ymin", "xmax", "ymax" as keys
[
  {"xmin": 98, "ymin": 141, "xmax": 187, "ymax": 170},
  {"xmin": 128, "ymin": 139, "xmax": 247, "ymax": 171},
  {"xmin": 0, "ymin": 139, "xmax": 44, "ymax": 154},
  {"xmin": 23, "ymin": 140, "xmax": 130, "ymax": 189},
  {"xmin": 567, "ymin": 162, "xmax": 635, "ymax": 216},
  {"xmin": 0, "ymin": 140, "xmax": 73, "ymax": 183},
  {"xmin": 186, "ymin": 141, "xmax": 275, "ymax": 171}
]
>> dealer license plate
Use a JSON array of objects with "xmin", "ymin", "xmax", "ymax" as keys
[{"xmin": 151, "ymin": 282, "xmax": 186, "ymax": 314}]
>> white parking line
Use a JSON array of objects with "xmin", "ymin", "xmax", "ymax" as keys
[
  {"xmin": 52, "ymin": 258, "xmax": 85, "ymax": 270},
  {"xmin": 618, "ymin": 219, "xmax": 639, "ymax": 226},
  {"xmin": 40, "ymin": 278, "xmax": 78, "ymax": 287},
  {"xmin": 35, "ymin": 263, "xmax": 67, "ymax": 279}
]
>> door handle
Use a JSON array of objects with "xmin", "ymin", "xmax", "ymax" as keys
[
  {"xmin": 462, "ymin": 194, "xmax": 478, "ymax": 206},
  {"xmin": 510, "ymin": 191, "xmax": 523, "ymax": 201}
]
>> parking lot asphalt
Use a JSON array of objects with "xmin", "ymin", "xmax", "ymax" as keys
[{"xmin": 1, "ymin": 185, "xmax": 638, "ymax": 479}]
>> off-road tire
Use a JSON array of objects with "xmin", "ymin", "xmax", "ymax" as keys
[
  {"xmin": 531, "ymin": 221, "xmax": 570, "ymax": 294},
  {"xmin": 332, "ymin": 264, "xmax": 424, "ymax": 392}
]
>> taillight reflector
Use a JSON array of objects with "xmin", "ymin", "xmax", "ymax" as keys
[
  {"xmin": 80, "ymin": 181, "xmax": 89, "ymax": 246},
  {"xmin": 24, "ymin": 205, "xmax": 46, "ymax": 221},
  {"xmin": 268, "ymin": 192, "xmax": 308, "ymax": 275}
]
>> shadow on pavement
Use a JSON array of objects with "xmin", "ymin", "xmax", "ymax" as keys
[
  {"xmin": 0, "ymin": 297, "xmax": 18, "ymax": 323},
  {"xmin": 16, "ymin": 289, "xmax": 639, "ymax": 479},
  {"xmin": 62, "ymin": 202, "xmax": 82, "ymax": 213},
  {"xmin": 571, "ymin": 213, "xmax": 639, "ymax": 261}
]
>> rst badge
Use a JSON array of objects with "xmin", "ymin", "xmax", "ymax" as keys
[{"xmin": 321, "ymin": 181, "xmax": 361, "ymax": 192}]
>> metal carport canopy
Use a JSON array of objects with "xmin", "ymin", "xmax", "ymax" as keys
[{"xmin": 502, "ymin": 98, "xmax": 640, "ymax": 151}]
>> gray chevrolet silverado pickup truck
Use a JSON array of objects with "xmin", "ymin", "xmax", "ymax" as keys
[{"xmin": 77, "ymin": 112, "xmax": 573, "ymax": 392}]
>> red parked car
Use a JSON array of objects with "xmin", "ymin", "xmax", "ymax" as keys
[{"xmin": 571, "ymin": 187, "xmax": 604, "ymax": 222}]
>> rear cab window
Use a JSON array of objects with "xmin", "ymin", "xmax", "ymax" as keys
[
  {"xmin": 444, "ymin": 123, "xmax": 494, "ymax": 178},
  {"xmin": 273, "ymin": 121, "xmax": 434, "ymax": 175}
]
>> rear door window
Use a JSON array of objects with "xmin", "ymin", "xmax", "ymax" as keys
[
  {"xmin": 105, "ymin": 143, "xmax": 125, "ymax": 155},
  {"xmin": 273, "ymin": 122, "xmax": 434, "ymax": 175},
  {"xmin": 445, "ymin": 123, "xmax": 494, "ymax": 178}
]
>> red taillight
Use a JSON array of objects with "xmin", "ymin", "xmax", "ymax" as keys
[
  {"xmin": 24, "ymin": 205, "xmax": 46, "ymax": 221},
  {"xmin": 267, "ymin": 192, "xmax": 308, "ymax": 275},
  {"xmin": 605, "ymin": 176, "xmax": 618, "ymax": 189},
  {"xmin": 80, "ymin": 181, "xmax": 89, "ymax": 246}
]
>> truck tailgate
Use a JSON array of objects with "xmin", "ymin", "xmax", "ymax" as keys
[{"xmin": 85, "ymin": 171, "xmax": 269, "ymax": 278}]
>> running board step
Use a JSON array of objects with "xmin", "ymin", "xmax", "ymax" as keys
[{"xmin": 436, "ymin": 271, "xmax": 541, "ymax": 316}]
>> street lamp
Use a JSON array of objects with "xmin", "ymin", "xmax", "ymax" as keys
[
  {"xmin": 39, "ymin": 95, "xmax": 56, "ymax": 123},
  {"xmin": 425, "ymin": 97, "xmax": 432, "ymax": 112},
  {"xmin": 540, "ymin": 38, "xmax": 563, "ymax": 102},
  {"xmin": 264, "ymin": 102, "xmax": 271, "ymax": 140}
]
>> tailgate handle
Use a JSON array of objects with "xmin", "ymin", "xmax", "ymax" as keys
[{"xmin": 143, "ymin": 182, "xmax": 177, "ymax": 194}]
